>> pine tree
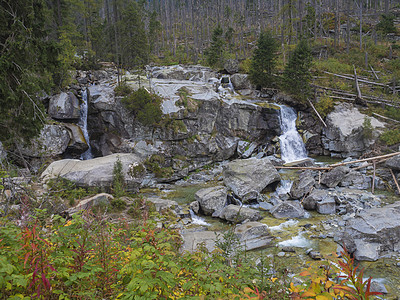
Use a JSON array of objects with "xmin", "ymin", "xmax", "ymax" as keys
[
  {"xmin": 205, "ymin": 25, "xmax": 225, "ymax": 69},
  {"xmin": 282, "ymin": 39, "xmax": 313, "ymax": 102},
  {"xmin": 0, "ymin": 0, "xmax": 61, "ymax": 146},
  {"xmin": 248, "ymin": 31, "xmax": 279, "ymax": 89}
]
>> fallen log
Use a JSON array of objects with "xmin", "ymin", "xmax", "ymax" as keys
[
  {"xmin": 390, "ymin": 169, "xmax": 400, "ymax": 194},
  {"xmin": 323, "ymin": 71, "xmax": 388, "ymax": 87},
  {"xmin": 372, "ymin": 113, "xmax": 400, "ymax": 124},
  {"xmin": 308, "ymin": 99, "xmax": 327, "ymax": 127}
]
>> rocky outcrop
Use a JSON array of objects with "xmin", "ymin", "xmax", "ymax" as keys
[
  {"xmin": 63, "ymin": 123, "xmax": 89, "ymax": 155},
  {"xmin": 41, "ymin": 153, "xmax": 144, "ymax": 192},
  {"xmin": 49, "ymin": 92, "xmax": 80, "ymax": 121},
  {"xmin": 195, "ymin": 186, "xmax": 227, "ymax": 216},
  {"xmin": 223, "ymin": 59, "xmax": 239, "ymax": 74},
  {"xmin": 219, "ymin": 204, "xmax": 263, "ymax": 223},
  {"xmin": 322, "ymin": 103, "xmax": 385, "ymax": 158},
  {"xmin": 223, "ymin": 158, "xmax": 281, "ymax": 202},
  {"xmin": 20, "ymin": 125, "xmax": 70, "ymax": 158},
  {"xmin": 337, "ymin": 202, "xmax": 400, "ymax": 261},
  {"xmin": 152, "ymin": 65, "xmax": 216, "ymax": 81},
  {"xmin": 230, "ymin": 74, "xmax": 252, "ymax": 90}
]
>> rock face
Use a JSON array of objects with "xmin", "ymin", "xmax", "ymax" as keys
[
  {"xmin": 41, "ymin": 153, "xmax": 144, "ymax": 191},
  {"xmin": 270, "ymin": 201, "xmax": 306, "ymax": 219},
  {"xmin": 322, "ymin": 103, "xmax": 385, "ymax": 158},
  {"xmin": 337, "ymin": 202, "xmax": 400, "ymax": 261},
  {"xmin": 63, "ymin": 123, "xmax": 89, "ymax": 155},
  {"xmin": 223, "ymin": 158, "xmax": 281, "ymax": 202},
  {"xmin": 20, "ymin": 125, "xmax": 70, "ymax": 158},
  {"xmin": 230, "ymin": 74, "xmax": 252, "ymax": 90},
  {"xmin": 49, "ymin": 92, "xmax": 80, "ymax": 121},
  {"xmin": 195, "ymin": 186, "xmax": 228, "ymax": 216},
  {"xmin": 219, "ymin": 204, "xmax": 262, "ymax": 223},
  {"xmin": 87, "ymin": 75, "xmax": 281, "ymax": 178},
  {"xmin": 223, "ymin": 59, "xmax": 239, "ymax": 74}
]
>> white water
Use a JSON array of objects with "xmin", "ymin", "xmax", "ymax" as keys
[
  {"xmin": 275, "ymin": 179, "xmax": 293, "ymax": 196},
  {"xmin": 189, "ymin": 209, "xmax": 210, "ymax": 226},
  {"xmin": 269, "ymin": 219, "xmax": 299, "ymax": 232},
  {"xmin": 278, "ymin": 106, "xmax": 307, "ymax": 163},
  {"xmin": 278, "ymin": 232, "xmax": 311, "ymax": 248},
  {"xmin": 79, "ymin": 89, "xmax": 93, "ymax": 160}
]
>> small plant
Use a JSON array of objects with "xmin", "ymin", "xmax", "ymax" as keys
[
  {"xmin": 363, "ymin": 116, "xmax": 373, "ymax": 140},
  {"xmin": 112, "ymin": 157, "xmax": 126, "ymax": 198},
  {"xmin": 380, "ymin": 128, "xmax": 400, "ymax": 146},
  {"xmin": 128, "ymin": 162, "xmax": 145, "ymax": 178},
  {"xmin": 314, "ymin": 95, "xmax": 334, "ymax": 119},
  {"xmin": 111, "ymin": 198, "xmax": 127, "ymax": 211}
]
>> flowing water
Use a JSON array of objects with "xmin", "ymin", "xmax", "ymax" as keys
[
  {"xmin": 79, "ymin": 88, "xmax": 93, "ymax": 160},
  {"xmin": 278, "ymin": 105, "xmax": 308, "ymax": 163}
]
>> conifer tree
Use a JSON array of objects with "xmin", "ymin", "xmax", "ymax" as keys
[
  {"xmin": 205, "ymin": 25, "xmax": 225, "ymax": 69},
  {"xmin": 0, "ymin": 0, "xmax": 61, "ymax": 146},
  {"xmin": 249, "ymin": 31, "xmax": 279, "ymax": 89},
  {"xmin": 282, "ymin": 39, "xmax": 313, "ymax": 102}
]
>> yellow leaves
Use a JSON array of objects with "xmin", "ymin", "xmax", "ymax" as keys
[
  {"xmin": 299, "ymin": 270, "xmax": 311, "ymax": 277},
  {"xmin": 270, "ymin": 277, "xmax": 278, "ymax": 283},
  {"xmin": 315, "ymin": 295, "xmax": 330, "ymax": 300}
]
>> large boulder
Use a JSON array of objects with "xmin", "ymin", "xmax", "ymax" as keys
[
  {"xmin": 270, "ymin": 201, "xmax": 306, "ymax": 219},
  {"xmin": 290, "ymin": 170, "xmax": 315, "ymax": 199},
  {"xmin": 41, "ymin": 153, "xmax": 144, "ymax": 191},
  {"xmin": 303, "ymin": 189, "xmax": 336, "ymax": 214},
  {"xmin": 181, "ymin": 230, "xmax": 217, "ymax": 253},
  {"xmin": 385, "ymin": 154, "xmax": 400, "ymax": 171},
  {"xmin": 223, "ymin": 59, "xmax": 239, "ymax": 74},
  {"xmin": 195, "ymin": 186, "xmax": 228, "ymax": 216},
  {"xmin": 320, "ymin": 166, "xmax": 350, "ymax": 188},
  {"xmin": 49, "ymin": 92, "xmax": 80, "ymax": 120},
  {"xmin": 234, "ymin": 222, "xmax": 274, "ymax": 250},
  {"xmin": 336, "ymin": 202, "xmax": 400, "ymax": 261},
  {"xmin": 20, "ymin": 125, "xmax": 70, "ymax": 157},
  {"xmin": 230, "ymin": 74, "xmax": 252, "ymax": 90},
  {"xmin": 67, "ymin": 193, "xmax": 113, "ymax": 214},
  {"xmin": 322, "ymin": 103, "xmax": 385, "ymax": 158},
  {"xmin": 219, "ymin": 204, "xmax": 262, "ymax": 223},
  {"xmin": 223, "ymin": 158, "xmax": 281, "ymax": 202}
]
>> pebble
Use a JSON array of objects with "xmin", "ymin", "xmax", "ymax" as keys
[{"xmin": 277, "ymin": 252, "xmax": 286, "ymax": 257}]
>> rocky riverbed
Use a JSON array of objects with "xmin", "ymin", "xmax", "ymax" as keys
[{"xmin": 2, "ymin": 64, "xmax": 400, "ymax": 297}]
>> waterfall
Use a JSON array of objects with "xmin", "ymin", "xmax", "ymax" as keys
[
  {"xmin": 278, "ymin": 106, "xmax": 307, "ymax": 163},
  {"xmin": 79, "ymin": 88, "xmax": 93, "ymax": 160},
  {"xmin": 189, "ymin": 209, "xmax": 210, "ymax": 226}
]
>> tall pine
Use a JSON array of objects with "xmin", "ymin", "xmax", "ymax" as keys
[
  {"xmin": 0, "ymin": 0, "xmax": 61, "ymax": 146},
  {"xmin": 282, "ymin": 39, "xmax": 313, "ymax": 102},
  {"xmin": 249, "ymin": 31, "xmax": 279, "ymax": 89}
]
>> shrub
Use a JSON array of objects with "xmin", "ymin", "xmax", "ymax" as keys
[
  {"xmin": 112, "ymin": 157, "xmax": 126, "ymax": 197},
  {"xmin": 114, "ymin": 83, "xmax": 132, "ymax": 96},
  {"xmin": 363, "ymin": 116, "xmax": 373, "ymax": 140},
  {"xmin": 121, "ymin": 87, "xmax": 163, "ymax": 126},
  {"xmin": 380, "ymin": 129, "xmax": 400, "ymax": 145},
  {"xmin": 314, "ymin": 95, "xmax": 334, "ymax": 119}
]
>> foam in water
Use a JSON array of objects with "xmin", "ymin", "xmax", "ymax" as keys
[
  {"xmin": 278, "ymin": 106, "xmax": 308, "ymax": 163},
  {"xmin": 278, "ymin": 232, "xmax": 311, "ymax": 248},
  {"xmin": 79, "ymin": 88, "xmax": 93, "ymax": 160},
  {"xmin": 276, "ymin": 179, "xmax": 293, "ymax": 196},
  {"xmin": 189, "ymin": 209, "xmax": 210, "ymax": 226},
  {"xmin": 269, "ymin": 219, "xmax": 299, "ymax": 231}
]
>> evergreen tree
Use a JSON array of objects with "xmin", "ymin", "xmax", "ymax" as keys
[
  {"xmin": 205, "ymin": 25, "xmax": 225, "ymax": 69},
  {"xmin": 119, "ymin": 1, "xmax": 149, "ymax": 68},
  {"xmin": 0, "ymin": 0, "xmax": 61, "ymax": 146},
  {"xmin": 282, "ymin": 39, "xmax": 313, "ymax": 102},
  {"xmin": 248, "ymin": 31, "xmax": 279, "ymax": 89}
]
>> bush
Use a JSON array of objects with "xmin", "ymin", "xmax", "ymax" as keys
[
  {"xmin": 112, "ymin": 157, "xmax": 125, "ymax": 197},
  {"xmin": 380, "ymin": 129, "xmax": 400, "ymax": 145},
  {"xmin": 121, "ymin": 87, "xmax": 163, "ymax": 126},
  {"xmin": 314, "ymin": 95, "xmax": 334, "ymax": 119},
  {"xmin": 115, "ymin": 83, "xmax": 132, "ymax": 96}
]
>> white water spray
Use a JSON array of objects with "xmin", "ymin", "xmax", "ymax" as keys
[
  {"xmin": 278, "ymin": 106, "xmax": 307, "ymax": 163},
  {"xmin": 79, "ymin": 88, "xmax": 93, "ymax": 160}
]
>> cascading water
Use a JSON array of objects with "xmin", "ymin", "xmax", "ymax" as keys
[
  {"xmin": 79, "ymin": 88, "xmax": 93, "ymax": 160},
  {"xmin": 278, "ymin": 106, "xmax": 308, "ymax": 163}
]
